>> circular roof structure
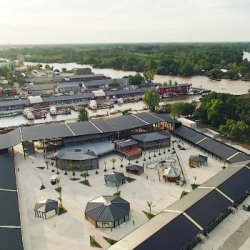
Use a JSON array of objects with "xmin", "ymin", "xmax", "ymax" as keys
[
  {"xmin": 163, "ymin": 166, "xmax": 180, "ymax": 178},
  {"xmin": 85, "ymin": 196, "xmax": 130, "ymax": 223}
]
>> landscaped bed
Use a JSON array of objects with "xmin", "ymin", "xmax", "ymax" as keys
[
  {"xmin": 58, "ymin": 205, "xmax": 67, "ymax": 215},
  {"xmin": 142, "ymin": 211, "xmax": 155, "ymax": 220},
  {"xmin": 80, "ymin": 180, "xmax": 90, "ymax": 186},
  {"xmin": 90, "ymin": 236, "xmax": 102, "ymax": 248},
  {"xmin": 103, "ymin": 237, "xmax": 117, "ymax": 245},
  {"xmin": 125, "ymin": 177, "xmax": 136, "ymax": 183}
]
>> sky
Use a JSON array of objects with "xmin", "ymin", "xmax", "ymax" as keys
[{"xmin": 1, "ymin": 0, "xmax": 250, "ymax": 44}]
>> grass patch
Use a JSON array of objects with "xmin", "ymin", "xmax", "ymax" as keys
[
  {"xmin": 181, "ymin": 191, "xmax": 189, "ymax": 198},
  {"xmin": 189, "ymin": 165, "xmax": 196, "ymax": 169},
  {"xmin": 113, "ymin": 191, "xmax": 121, "ymax": 197},
  {"xmin": 191, "ymin": 184, "xmax": 200, "ymax": 190},
  {"xmin": 80, "ymin": 180, "xmax": 90, "ymax": 186},
  {"xmin": 125, "ymin": 177, "xmax": 136, "ymax": 183},
  {"xmin": 142, "ymin": 211, "xmax": 155, "ymax": 220},
  {"xmin": 40, "ymin": 185, "xmax": 46, "ymax": 190},
  {"xmin": 58, "ymin": 205, "xmax": 67, "ymax": 215},
  {"xmin": 90, "ymin": 236, "xmax": 102, "ymax": 248},
  {"xmin": 103, "ymin": 237, "xmax": 117, "ymax": 245},
  {"xmin": 55, "ymin": 187, "xmax": 61, "ymax": 194}
]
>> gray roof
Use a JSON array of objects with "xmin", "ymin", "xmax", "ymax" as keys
[
  {"xmin": 115, "ymin": 139, "xmax": 138, "ymax": 147},
  {"xmin": 104, "ymin": 172, "xmax": 125, "ymax": 182},
  {"xmin": 91, "ymin": 120, "xmax": 117, "ymax": 133},
  {"xmin": 106, "ymin": 115, "xmax": 147, "ymax": 131},
  {"xmin": 85, "ymin": 196, "xmax": 130, "ymax": 222},
  {"xmin": 190, "ymin": 154, "xmax": 208, "ymax": 163},
  {"xmin": 0, "ymin": 228, "xmax": 23, "ymax": 250},
  {"xmin": 57, "ymin": 82, "xmax": 82, "ymax": 88},
  {"xmin": 153, "ymin": 113, "xmax": 182, "ymax": 124},
  {"xmin": 20, "ymin": 124, "xmax": 74, "ymax": 141},
  {"xmin": 0, "ymin": 99, "xmax": 29, "ymax": 107},
  {"xmin": 54, "ymin": 74, "xmax": 105, "ymax": 81},
  {"xmin": 28, "ymin": 84, "xmax": 55, "ymax": 91},
  {"xmin": 105, "ymin": 87, "xmax": 156, "ymax": 96},
  {"xmin": 0, "ymin": 129, "xmax": 22, "ymax": 150},
  {"xmin": 55, "ymin": 150, "xmax": 97, "ymax": 161},
  {"xmin": 84, "ymin": 78, "xmax": 128, "ymax": 87},
  {"xmin": 126, "ymin": 165, "xmax": 143, "ymax": 171},
  {"xmin": 66, "ymin": 121, "xmax": 101, "ymax": 136},
  {"xmin": 34, "ymin": 199, "xmax": 58, "ymax": 213},
  {"xmin": 132, "ymin": 132, "xmax": 170, "ymax": 143},
  {"xmin": 42, "ymin": 93, "xmax": 93, "ymax": 103},
  {"xmin": 133, "ymin": 112, "xmax": 164, "ymax": 124},
  {"xmin": 230, "ymin": 153, "xmax": 250, "ymax": 163}
]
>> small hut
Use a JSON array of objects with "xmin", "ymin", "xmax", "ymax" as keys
[
  {"xmin": 163, "ymin": 166, "xmax": 180, "ymax": 182},
  {"xmin": 34, "ymin": 199, "xmax": 58, "ymax": 219},
  {"xmin": 189, "ymin": 155, "xmax": 208, "ymax": 168},
  {"xmin": 104, "ymin": 172, "xmax": 125, "ymax": 187},
  {"xmin": 85, "ymin": 196, "xmax": 130, "ymax": 228},
  {"xmin": 126, "ymin": 165, "xmax": 144, "ymax": 175}
]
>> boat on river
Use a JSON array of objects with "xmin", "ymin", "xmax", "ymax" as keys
[
  {"xmin": 0, "ymin": 111, "xmax": 18, "ymax": 118},
  {"xmin": 50, "ymin": 106, "xmax": 57, "ymax": 116}
]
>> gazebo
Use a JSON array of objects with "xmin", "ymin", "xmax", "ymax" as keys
[
  {"xmin": 189, "ymin": 155, "xmax": 208, "ymax": 168},
  {"xmin": 126, "ymin": 165, "xmax": 144, "ymax": 175},
  {"xmin": 85, "ymin": 196, "xmax": 130, "ymax": 228},
  {"xmin": 163, "ymin": 166, "xmax": 181, "ymax": 182},
  {"xmin": 34, "ymin": 199, "xmax": 58, "ymax": 219},
  {"xmin": 104, "ymin": 172, "xmax": 125, "ymax": 187}
]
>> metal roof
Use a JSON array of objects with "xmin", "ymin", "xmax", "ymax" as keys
[
  {"xmin": 28, "ymin": 84, "xmax": 55, "ymax": 91},
  {"xmin": 28, "ymin": 96, "xmax": 43, "ymax": 104},
  {"xmin": 57, "ymin": 82, "xmax": 82, "ymax": 88},
  {"xmin": 20, "ymin": 124, "xmax": 74, "ymax": 141},
  {"xmin": 91, "ymin": 120, "xmax": 117, "ymax": 133},
  {"xmin": 115, "ymin": 139, "xmax": 138, "ymax": 147},
  {"xmin": 104, "ymin": 172, "xmax": 125, "ymax": 182},
  {"xmin": 106, "ymin": 115, "xmax": 147, "ymax": 131},
  {"xmin": 0, "ymin": 129, "xmax": 22, "ymax": 150},
  {"xmin": 0, "ymin": 228, "xmax": 23, "ymax": 250},
  {"xmin": 190, "ymin": 154, "xmax": 208, "ymax": 163},
  {"xmin": 85, "ymin": 196, "xmax": 129, "ymax": 222},
  {"xmin": 66, "ymin": 121, "xmax": 101, "ymax": 136},
  {"xmin": 0, "ymin": 99, "xmax": 29, "ymax": 107},
  {"xmin": 230, "ymin": 153, "xmax": 250, "ymax": 163},
  {"xmin": 0, "ymin": 154, "xmax": 17, "ymax": 190},
  {"xmin": 55, "ymin": 150, "xmax": 97, "ymax": 161},
  {"xmin": 126, "ymin": 165, "xmax": 144, "ymax": 172},
  {"xmin": 133, "ymin": 112, "xmax": 164, "ymax": 124},
  {"xmin": 34, "ymin": 199, "xmax": 58, "ymax": 213},
  {"xmin": 42, "ymin": 93, "xmax": 93, "ymax": 102},
  {"xmin": 92, "ymin": 90, "xmax": 106, "ymax": 97},
  {"xmin": 153, "ymin": 113, "xmax": 182, "ymax": 124},
  {"xmin": 132, "ymin": 132, "xmax": 170, "ymax": 143},
  {"xmin": 104, "ymin": 87, "xmax": 155, "ymax": 96}
]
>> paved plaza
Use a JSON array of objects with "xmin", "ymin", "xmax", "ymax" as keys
[{"xmin": 14, "ymin": 136, "xmax": 225, "ymax": 250}]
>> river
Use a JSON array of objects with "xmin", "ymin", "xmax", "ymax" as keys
[{"xmin": 24, "ymin": 51, "xmax": 250, "ymax": 95}]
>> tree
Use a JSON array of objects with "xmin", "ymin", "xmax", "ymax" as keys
[
  {"xmin": 44, "ymin": 160, "xmax": 49, "ymax": 170},
  {"xmin": 127, "ymin": 155, "xmax": 132, "ymax": 164},
  {"xmin": 56, "ymin": 177, "xmax": 61, "ymax": 188},
  {"xmin": 62, "ymin": 68, "xmax": 67, "ymax": 73},
  {"xmin": 143, "ymin": 89, "xmax": 160, "ymax": 112},
  {"xmin": 143, "ymin": 70, "xmax": 155, "ymax": 82},
  {"xmin": 45, "ymin": 64, "xmax": 50, "ymax": 70},
  {"xmin": 55, "ymin": 162, "xmax": 60, "ymax": 174},
  {"xmin": 50, "ymin": 161, "xmax": 55, "ymax": 172},
  {"xmin": 111, "ymin": 78, "xmax": 119, "ymax": 85},
  {"xmin": 70, "ymin": 163, "xmax": 76, "ymax": 176},
  {"xmin": 79, "ymin": 163, "xmax": 84, "ymax": 175},
  {"xmin": 147, "ymin": 201, "xmax": 155, "ymax": 215},
  {"xmin": 82, "ymin": 172, "xmax": 88, "ymax": 180},
  {"xmin": 7, "ymin": 72, "xmax": 14, "ymax": 85},
  {"xmin": 110, "ymin": 157, "xmax": 117, "ymax": 170},
  {"xmin": 78, "ymin": 108, "xmax": 89, "ymax": 122},
  {"xmin": 119, "ymin": 157, "xmax": 124, "ymax": 168},
  {"xmin": 115, "ymin": 181, "xmax": 120, "ymax": 193},
  {"xmin": 128, "ymin": 73, "xmax": 143, "ymax": 85}
]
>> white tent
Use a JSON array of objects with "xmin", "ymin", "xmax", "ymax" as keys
[
  {"xmin": 92, "ymin": 90, "xmax": 105, "ymax": 97},
  {"xmin": 28, "ymin": 96, "xmax": 43, "ymax": 104}
]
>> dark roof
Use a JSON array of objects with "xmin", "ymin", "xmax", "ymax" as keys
[
  {"xmin": 153, "ymin": 113, "xmax": 181, "ymax": 124},
  {"xmin": 173, "ymin": 126, "xmax": 206, "ymax": 143},
  {"xmin": 134, "ymin": 214, "xmax": 201, "ymax": 250},
  {"xmin": 0, "ymin": 191, "xmax": 21, "ymax": 227},
  {"xmin": 115, "ymin": 139, "xmax": 138, "ymax": 147},
  {"xmin": 55, "ymin": 150, "xmax": 97, "ymax": 161},
  {"xmin": 85, "ymin": 196, "xmax": 130, "ymax": 222},
  {"xmin": 105, "ymin": 87, "xmax": 155, "ymax": 96},
  {"xmin": 21, "ymin": 124, "xmax": 74, "ymax": 141},
  {"xmin": 106, "ymin": 115, "xmax": 147, "ymax": 131},
  {"xmin": 28, "ymin": 84, "xmax": 55, "ymax": 91},
  {"xmin": 57, "ymin": 82, "xmax": 82, "ymax": 88},
  {"xmin": 104, "ymin": 172, "xmax": 125, "ymax": 182},
  {"xmin": 132, "ymin": 132, "xmax": 170, "ymax": 142},
  {"xmin": 157, "ymin": 85, "xmax": 178, "ymax": 89},
  {"xmin": 229, "ymin": 153, "xmax": 250, "ymax": 163},
  {"xmin": 67, "ymin": 121, "xmax": 101, "ymax": 136},
  {"xmin": 0, "ymin": 154, "xmax": 17, "ymax": 190},
  {"xmin": 0, "ymin": 228, "xmax": 23, "ymax": 250},
  {"xmin": 91, "ymin": 120, "xmax": 117, "ymax": 133},
  {"xmin": 42, "ymin": 93, "xmax": 94, "ymax": 102},
  {"xmin": 126, "ymin": 165, "xmax": 143, "ymax": 171},
  {"xmin": 217, "ymin": 167, "xmax": 250, "ymax": 202},
  {"xmin": 84, "ymin": 78, "xmax": 128, "ymax": 87},
  {"xmin": 0, "ymin": 99, "xmax": 30, "ymax": 107},
  {"xmin": 0, "ymin": 128, "xmax": 22, "ymax": 150},
  {"xmin": 185, "ymin": 189, "xmax": 232, "ymax": 228},
  {"xmin": 133, "ymin": 112, "xmax": 163, "ymax": 124},
  {"xmin": 34, "ymin": 199, "xmax": 58, "ymax": 213},
  {"xmin": 190, "ymin": 155, "xmax": 208, "ymax": 163}
]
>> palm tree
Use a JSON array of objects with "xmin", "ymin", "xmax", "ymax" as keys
[
  {"xmin": 58, "ymin": 188, "xmax": 62, "ymax": 207},
  {"xmin": 110, "ymin": 157, "xmax": 117, "ymax": 170},
  {"xmin": 127, "ymin": 155, "xmax": 132, "ymax": 165},
  {"xmin": 63, "ymin": 165, "xmax": 68, "ymax": 175},
  {"xmin": 148, "ymin": 150, "xmax": 151, "ymax": 160},
  {"xmin": 70, "ymin": 163, "xmax": 76, "ymax": 176},
  {"xmin": 115, "ymin": 181, "xmax": 120, "ymax": 194},
  {"xmin": 143, "ymin": 151, "xmax": 146, "ymax": 161},
  {"xmin": 158, "ymin": 144, "xmax": 161, "ymax": 155},
  {"xmin": 39, "ymin": 176, "xmax": 45, "ymax": 190},
  {"xmin": 55, "ymin": 163, "xmax": 60, "ymax": 174},
  {"xmin": 44, "ymin": 160, "xmax": 49, "ymax": 170},
  {"xmin": 119, "ymin": 157, "xmax": 124, "ymax": 168},
  {"xmin": 153, "ymin": 149, "xmax": 156, "ymax": 157},
  {"xmin": 161, "ymin": 142, "xmax": 166, "ymax": 154},
  {"xmin": 56, "ymin": 177, "xmax": 61, "ymax": 188},
  {"xmin": 82, "ymin": 172, "xmax": 88, "ymax": 180},
  {"xmin": 50, "ymin": 161, "xmax": 55, "ymax": 172},
  {"xmin": 171, "ymin": 140, "xmax": 176, "ymax": 150},
  {"xmin": 193, "ymin": 176, "xmax": 197, "ymax": 185},
  {"xmin": 147, "ymin": 201, "xmax": 155, "ymax": 215},
  {"xmin": 79, "ymin": 163, "xmax": 84, "ymax": 175},
  {"xmin": 104, "ymin": 160, "xmax": 107, "ymax": 172}
]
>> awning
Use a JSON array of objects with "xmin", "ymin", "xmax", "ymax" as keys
[
  {"xmin": 92, "ymin": 90, "xmax": 105, "ymax": 97},
  {"xmin": 28, "ymin": 96, "xmax": 43, "ymax": 104}
]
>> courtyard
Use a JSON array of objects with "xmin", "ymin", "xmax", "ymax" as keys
[{"xmin": 14, "ymin": 135, "xmax": 224, "ymax": 250}]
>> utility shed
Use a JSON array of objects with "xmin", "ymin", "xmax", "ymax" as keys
[{"xmin": 104, "ymin": 171, "xmax": 125, "ymax": 187}]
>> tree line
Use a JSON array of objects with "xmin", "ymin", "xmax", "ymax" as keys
[{"xmin": 1, "ymin": 43, "xmax": 250, "ymax": 79}]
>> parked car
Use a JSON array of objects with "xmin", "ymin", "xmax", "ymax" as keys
[{"xmin": 243, "ymin": 204, "xmax": 250, "ymax": 211}]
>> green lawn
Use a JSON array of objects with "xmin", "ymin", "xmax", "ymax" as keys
[
  {"xmin": 90, "ymin": 236, "xmax": 102, "ymax": 248},
  {"xmin": 125, "ymin": 177, "xmax": 136, "ymax": 183},
  {"xmin": 58, "ymin": 205, "xmax": 67, "ymax": 215},
  {"xmin": 55, "ymin": 187, "xmax": 61, "ymax": 194},
  {"xmin": 80, "ymin": 180, "xmax": 90, "ymax": 186},
  {"xmin": 113, "ymin": 191, "xmax": 121, "ymax": 197},
  {"xmin": 142, "ymin": 211, "xmax": 155, "ymax": 220},
  {"xmin": 180, "ymin": 191, "xmax": 189, "ymax": 198},
  {"xmin": 103, "ymin": 237, "xmax": 117, "ymax": 245},
  {"xmin": 191, "ymin": 184, "xmax": 200, "ymax": 190}
]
